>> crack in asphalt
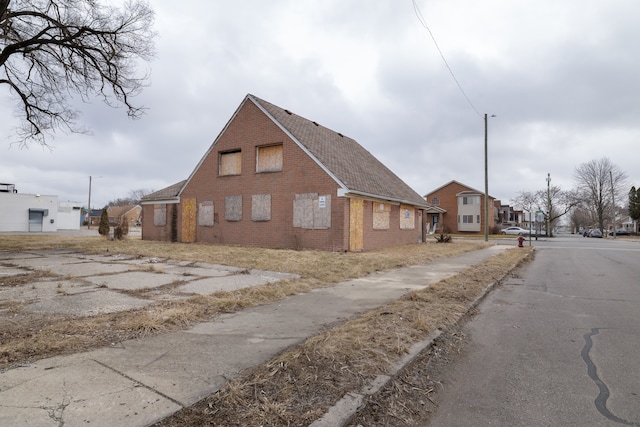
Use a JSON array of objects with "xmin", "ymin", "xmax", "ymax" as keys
[{"xmin": 581, "ymin": 328, "xmax": 640, "ymax": 426}]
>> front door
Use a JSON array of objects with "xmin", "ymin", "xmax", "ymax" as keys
[
  {"xmin": 349, "ymin": 198, "xmax": 364, "ymax": 251},
  {"xmin": 181, "ymin": 198, "xmax": 197, "ymax": 243},
  {"xmin": 28, "ymin": 210, "xmax": 44, "ymax": 232}
]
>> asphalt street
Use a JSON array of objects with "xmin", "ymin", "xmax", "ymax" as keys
[{"xmin": 429, "ymin": 235, "xmax": 640, "ymax": 426}]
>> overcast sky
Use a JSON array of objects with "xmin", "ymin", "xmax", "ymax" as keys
[{"xmin": 2, "ymin": 0, "xmax": 639, "ymax": 209}]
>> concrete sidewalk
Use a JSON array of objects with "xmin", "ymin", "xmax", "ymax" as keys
[{"xmin": 0, "ymin": 245, "xmax": 510, "ymax": 427}]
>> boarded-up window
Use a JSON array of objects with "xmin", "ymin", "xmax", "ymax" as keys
[
  {"xmin": 252, "ymin": 194, "xmax": 271, "ymax": 221},
  {"xmin": 373, "ymin": 202, "xmax": 391, "ymax": 230},
  {"xmin": 225, "ymin": 195, "xmax": 242, "ymax": 221},
  {"xmin": 293, "ymin": 193, "xmax": 331, "ymax": 229},
  {"xmin": 153, "ymin": 204, "xmax": 166, "ymax": 226},
  {"xmin": 256, "ymin": 144, "xmax": 283, "ymax": 172},
  {"xmin": 219, "ymin": 150, "xmax": 241, "ymax": 176},
  {"xmin": 399, "ymin": 204, "xmax": 415, "ymax": 230},
  {"xmin": 198, "ymin": 201, "xmax": 214, "ymax": 226}
]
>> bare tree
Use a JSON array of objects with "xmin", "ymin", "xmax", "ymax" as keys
[
  {"xmin": 107, "ymin": 188, "xmax": 153, "ymax": 206},
  {"xmin": 1, "ymin": 0, "xmax": 155, "ymax": 146},
  {"xmin": 512, "ymin": 186, "xmax": 580, "ymax": 237},
  {"xmin": 574, "ymin": 157, "xmax": 628, "ymax": 232}
]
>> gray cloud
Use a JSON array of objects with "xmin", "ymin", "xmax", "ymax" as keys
[{"xmin": 2, "ymin": 0, "xmax": 639, "ymax": 210}]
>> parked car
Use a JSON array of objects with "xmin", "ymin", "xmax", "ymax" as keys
[
  {"xmin": 613, "ymin": 229, "xmax": 630, "ymax": 236},
  {"xmin": 589, "ymin": 229, "xmax": 603, "ymax": 238},
  {"xmin": 501, "ymin": 226, "xmax": 531, "ymax": 236}
]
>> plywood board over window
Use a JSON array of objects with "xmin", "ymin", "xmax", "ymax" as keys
[
  {"xmin": 373, "ymin": 202, "xmax": 391, "ymax": 230},
  {"xmin": 252, "ymin": 194, "xmax": 271, "ymax": 221},
  {"xmin": 256, "ymin": 144, "xmax": 283, "ymax": 172},
  {"xmin": 399, "ymin": 204, "xmax": 415, "ymax": 230},
  {"xmin": 198, "ymin": 201, "xmax": 214, "ymax": 226},
  {"xmin": 225, "ymin": 195, "xmax": 242, "ymax": 221},
  {"xmin": 313, "ymin": 195, "xmax": 331, "ymax": 229},
  {"xmin": 219, "ymin": 150, "xmax": 241, "ymax": 176},
  {"xmin": 182, "ymin": 198, "xmax": 197, "ymax": 243},
  {"xmin": 293, "ymin": 193, "xmax": 331, "ymax": 229},
  {"xmin": 153, "ymin": 204, "xmax": 166, "ymax": 226}
]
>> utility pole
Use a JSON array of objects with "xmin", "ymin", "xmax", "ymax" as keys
[
  {"xmin": 610, "ymin": 170, "xmax": 616, "ymax": 239},
  {"xmin": 87, "ymin": 175, "xmax": 102, "ymax": 229},
  {"xmin": 484, "ymin": 114, "xmax": 489, "ymax": 242},
  {"xmin": 484, "ymin": 114, "xmax": 496, "ymax": 242}
]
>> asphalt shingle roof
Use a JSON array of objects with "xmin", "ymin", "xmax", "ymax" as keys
[
  {"xmin": 141, "ymin": 180, "xmax": 186, "ymax": 202},
  {"xmin": 250, "ymin": 95, "xmax": 428, "ymax": 207}
]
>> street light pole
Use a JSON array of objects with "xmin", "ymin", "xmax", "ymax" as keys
[
  {"xmin": 87, "ymin": 176, "xmax": 93, "ymax": 230},
  {"xmin": 546, "ymin": 173, "xmax": 551, "ymax": 237}
]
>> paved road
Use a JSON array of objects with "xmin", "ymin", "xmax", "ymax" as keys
[{"xmin": 429, "ymin": 235, "xmax": 640, "ymax": 426}]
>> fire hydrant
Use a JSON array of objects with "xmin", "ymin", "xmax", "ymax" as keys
[{"xmin": 518, "ymin": 235, "xmax": 525, "ymax": 247}]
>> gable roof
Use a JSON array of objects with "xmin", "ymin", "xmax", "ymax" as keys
[
  {"xmin": 140, "ymin": 180, "xmax": 186, "ymax": 204},
  {"xmin": 425, "ymin": 180, "xmax": 495, "ymax": 200},
  {"xmin": 107, "ymin": 204, "xmax": 140, "ymax": 218},
  {"xmin": 248, "ymin": 95, "xmax": 428, "ymax": 207}
]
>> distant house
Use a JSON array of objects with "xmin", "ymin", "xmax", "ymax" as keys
[
  {"xmin": 86, "ymin": 209, "xmax": 104, "ymax": 227},
  {"xmin": 0, "ymin": 183, "xmax": 82, "ymax": 232},
  {"xmin": 108, "ymin": 204, "xmax": 142, "ymax": 227},
  {"xmin": 424, "ymin": 180, "xmax": 497, "ymax": 235},
  {"xmin": 141, "ymin": 94, "xmax": 430, "ymax": 251}
]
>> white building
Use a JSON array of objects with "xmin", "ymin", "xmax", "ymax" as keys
[{"xmin": 0, "ymin": 183, "xmax": 81, "ymax": 232}]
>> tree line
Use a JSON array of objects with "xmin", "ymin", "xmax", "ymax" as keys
[{"xmin": 512, "ymin": 157, "xmax": 637, "ymax": 236}]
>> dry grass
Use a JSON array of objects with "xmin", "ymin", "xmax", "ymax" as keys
[
  {"xmin": 155, "ymin": 246, "xmax": 534, "ymax": 427},
  {"xmin": 1, "ymin": 234, "xmax": 532, "ymax": 425},
  {"xmin": 0, "ymin": 235, "xmax": 488, "ymax": 369}
]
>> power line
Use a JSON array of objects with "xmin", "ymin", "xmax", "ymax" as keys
[{"xmin": 412, "ymin": 0, "xmax": 482, "ymax": 118}]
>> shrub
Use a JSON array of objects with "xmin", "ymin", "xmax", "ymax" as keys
[
  {"xmin": 98, "ymin": 208, "xmax": 110, "ymax": 237},
  {"xmin": 434, "ymin": 233, "xmax": 452, "ymax": 243}
]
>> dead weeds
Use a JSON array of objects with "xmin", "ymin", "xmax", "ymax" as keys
[
  {"xmin": 0, "ymin": 236, "xmax": 487, "ymax": 370},
  {"xmin": 154, "ymin": 246, "xmax": 533, "ymax": 427},
  {"xmin": 0, "ymin": 235, "xmax": 531, "ymax": 426}
]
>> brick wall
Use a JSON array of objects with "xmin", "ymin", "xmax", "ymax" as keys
[
  {"xmin": 425, "ymin": 182, "xmax": 491, "ymax": 235},
  {"xmin": 143, "ymin": 100, "xmax": 425, "ymax": 251}
]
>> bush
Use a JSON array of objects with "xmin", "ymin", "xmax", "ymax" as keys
[
  {"xmin": 434, "ymin": 233, "xmax": 452, "ymax": 243},
  {"xmin": 113, "ymin": 220, "xmax": 129, "ymax": 240},
  {"xmin": 98, "ymin": 208, "xmax": 110, "ymax": 236}
]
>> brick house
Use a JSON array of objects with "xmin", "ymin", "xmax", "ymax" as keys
[
  {"xmin": 141, "ymin": 94, "xmax": 430, "ymax": 251},
  {"xmin": 107, "ymin": 204, "xmax": 142, "ymax": 227},
  {"xmin": 423, "ymin": 180, "xmax": 497, "ymax": 235}
]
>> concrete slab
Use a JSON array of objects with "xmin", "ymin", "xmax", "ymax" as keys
[
  {"xmin": 0, "ymin": 265, "xmax": 30, "ymax": 277},
  {"xmin": 0, "ymin": 252, "xmax": 42, "ymax": 261},
  {"xmin": 0, "ymin": 280, "xmax": 94, "ymax": 303},
  {"xmin": 0, "ymin": 354, "xmax": 182, "ymax": 427},
  {"xmin": 24, "ymin": 289, "xmax": 152, "ymax": 316},
  {"xmin": 162, "ymin": 264, "xmax": 241, "ymax": 278},
  {"xmin": 7, "ymin": 256, "xmax": 93, "ymax": 271},
  {"xmin": 50, "ymin": 261, "xmax": 133, "ymax": 277},
  {"xmin": 177, "ymin": 274, "xmax": 277, "ymax": 295},
  {"xmin": 84, "ymin": 271, "xmax": 187, "ymax": 291}
]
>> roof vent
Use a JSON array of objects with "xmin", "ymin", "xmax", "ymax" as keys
[
  {"xmin": 284, "ymin": 109, "xmax": 292, "ymax": 115},
  {"xmin": 337, "ymin": 133, "xmax": 344, "ymax": 137},
  {"xmin": 312, "ymin": 121, "xmax": 319, "ymax": 126}
]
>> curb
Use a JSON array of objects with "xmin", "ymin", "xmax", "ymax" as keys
[{"xmin": 310, "ymin": 248, "xmax": 534, "ymax": 427}]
